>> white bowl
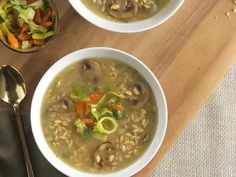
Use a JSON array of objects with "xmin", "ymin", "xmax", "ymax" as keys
[
  {"xmin": 68, "ymin": 0, "xmax": 184, "ymax": 33},
  {"xmin": 31, "ymin": 47, "xmax": 168, "ymax": 177}
]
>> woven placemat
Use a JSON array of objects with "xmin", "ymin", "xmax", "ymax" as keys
[{"xmin": 150, "ymin": 61, "xmax": 236, "ymax": 177}]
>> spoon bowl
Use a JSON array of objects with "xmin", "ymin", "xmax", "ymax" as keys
[
  {"xmin": 0, "ymin": 65, "xmax": 26, "ymax": 105},
  {"xmin": 0, "ymin": 65, "xmax": 34, "ymax": 177}
]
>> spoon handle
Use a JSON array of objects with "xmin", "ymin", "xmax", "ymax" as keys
[{"xmin": 13, "ymin": 104, "xmax": 35, "ymax": 177}]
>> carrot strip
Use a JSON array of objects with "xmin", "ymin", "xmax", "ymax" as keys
[
  {"xmin": 84, "ymin": 103, "xmax": 91, "ymax": 115},
  {"xmin": 32, "ymin": 39, "xmax": 45, "ymax": 45},
  {"xmin": 18, "ymin": 33, "xmax": 31, "ymax": 41},
  {"xmin": 20, "ymin": 23, "xmax": 29, "ymax": 34},
  {"xmin": 42, "ymin": 8, "xmax": 52, "ymax": 22},
  {"xmin": 87, "ymin": 93, "xmax": 103, "ymax": 104},
  {"xmin": 75, "ymin": 101, "xmax": 84, "ymax": 117},
  {"xmin": 41, "ymin": 21, "xmax": 53, "ymax": 28},
  {"xmin": 111, "ymin": 103, "xmax": 123, "ymax": 111},
  {"xmin": 7, "ymin": 32, "xmax": 19, "ymax": 49},
  {"xmin": 27, "ymin": 0, "xmax": 36, "ymax": 4},
  {"xmin": 84, "ymin": 119, "xmax": 94, "ymax": 126},
  {"xmin": 75, "ymin": 101, "xmax": 91, "ymax": 117},
  {"xmin": 34, "ymin": 9, "xmax": 42, "ymax": 25}
]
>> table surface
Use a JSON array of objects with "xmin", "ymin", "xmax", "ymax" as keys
[{"xmin": 1, "ymin": 0, "xmax": 236, "ymax": 176}]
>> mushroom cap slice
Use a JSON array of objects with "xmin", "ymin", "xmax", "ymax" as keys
[
  {"xmin": 93, "ymin": 142, "xmax": 115, "ymax": 168},
  {"xmin": 105, "ymin": 0, "xmax": 138, "ymax": 19},
  {"xmin": 80, "ymin": 60, "xmax": 101, "ymax": 85},
  {"xmin": 124, "ymin": 81, "xmax": 149, "ymax": 109}
]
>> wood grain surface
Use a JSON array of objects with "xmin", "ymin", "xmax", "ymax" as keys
[{"xmin": 1, "ymin": 0, "xmax": 236, "ymax": 176}]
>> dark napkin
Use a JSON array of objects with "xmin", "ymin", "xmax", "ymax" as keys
[{"xmin": 0, "ymin": 108, "xmax": 67, "ymax": 177}]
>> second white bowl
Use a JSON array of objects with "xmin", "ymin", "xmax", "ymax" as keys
[{"xmin": 68, "ymin": 0, "xmax": 184, "ymax": 33}]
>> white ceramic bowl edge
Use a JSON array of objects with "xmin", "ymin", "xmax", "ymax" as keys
[
  {"xmin": 68, "ymin": 0, "xmax": 184, "ymax": 33},
  {"xmin": 31, "ymin": 47, "xmax": 168, "ymax": 177}
]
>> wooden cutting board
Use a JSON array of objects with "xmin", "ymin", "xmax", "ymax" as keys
[{"xmin": 1, "ymin": 0, "xmax": 236, "ymax": 176}]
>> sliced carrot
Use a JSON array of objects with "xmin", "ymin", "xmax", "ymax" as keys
[
  {"xmin": 41, "ymin": 21, "xmax": 53, "ymax": 28},
  {"xmin": 84, "ymin": 103, "xmax": 91, "ymax": 115},
  {"xmin": 87, "ymin": 93, "xmax": 103, "ymax": 104},
  {"xmin": 84, "ymin": 119, "xmax": 94, "ymax": 127},
  {"xmin": 75, "ymin": 101, "xmax": 91, "ymax": 117},
  {"xmin": 32, "ymin": 39, "xmax": 45, "ymax": 45},
  {"xmin": 7, "ymin": 32, "xmax": 19, "ymax": 49},
  {"xmin": 34, "ymin": 9, "xmax": 42, "ymax": 25},
  {"xmin": 20, "ymin": 23, "xmax": 29, "ymax": 34},
  {"xmin": 111, "ymin": 103, "xmax": 123, "ymax": 111},
  {"xmin": 17, "ymin": 33, "xmax": 31, "ymax": 41},
  {"xmin": 42, "ymin": 8, "xmax": 52, "ymax": 22},
  {"xmin": 75, "ymin": 101, "xmax": 84, "ymax": 117},
  {"xmin": 27, "ymin": 0, "xmax": 36, "ymax": 4}
]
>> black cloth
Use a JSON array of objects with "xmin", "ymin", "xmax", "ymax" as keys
[{"xmin": 0, "ymin": 109, "xmax": 67, "ymax": 177}]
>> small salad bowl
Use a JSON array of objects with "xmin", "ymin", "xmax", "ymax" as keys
[{"xmin": 0, "ymin": 0, "xmax": 59, "ymax": 53}]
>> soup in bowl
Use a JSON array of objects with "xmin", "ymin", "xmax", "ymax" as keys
[
  {"xmin": 81, "ymin": 0, "xmax": 167, "ymax": 22},
  {"xmin": 68, "ymin": 0, "xmax": 184, "ymax": 32},
  {"xmin": 31, "ymin": 47, "xmax": 167, "ymax": 177}
]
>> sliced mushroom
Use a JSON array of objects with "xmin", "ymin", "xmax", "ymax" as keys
[
  {"xmin": 93, "ymin": 142, "xmax": 115, "ymax": 168},
  {"xmin": 137, "ymin": 1, "xmax": 157, "ymax": 18},
  {"xmin": 80, "ymin": 60, "xmax": 101, "ymax": 85},
  {"xmin": 124, "ymin": 81, "xmax": 149, "ymax": 109},
  {"xmin": 62, "ymin": 97, "xmax": 74, "ymax": 110},
  {"xmin": 105, "ymin": 0, "xmax": 138, "ymax": 19}
]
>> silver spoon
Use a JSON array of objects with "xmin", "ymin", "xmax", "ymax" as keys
[{"xmin": 0, "ymin": 65, "xmax": 34, "ymax": 177}]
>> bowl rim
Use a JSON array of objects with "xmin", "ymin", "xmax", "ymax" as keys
[
  {"xmin": 31, "ymin": 47, "xmax": 168, "ymax": 177},
  {"xmin": 68, "ymin": 0, "xmax": 184, "ymax": 33}
]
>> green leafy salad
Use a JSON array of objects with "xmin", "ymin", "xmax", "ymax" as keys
[{"xmin": 0, "ymin": 0, "xmax": 55, "ymax": 49}]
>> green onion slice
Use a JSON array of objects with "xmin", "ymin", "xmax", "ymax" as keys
[{"xmin": 93, "ymin": 117, "xmax": 118, "ymax": 135}]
